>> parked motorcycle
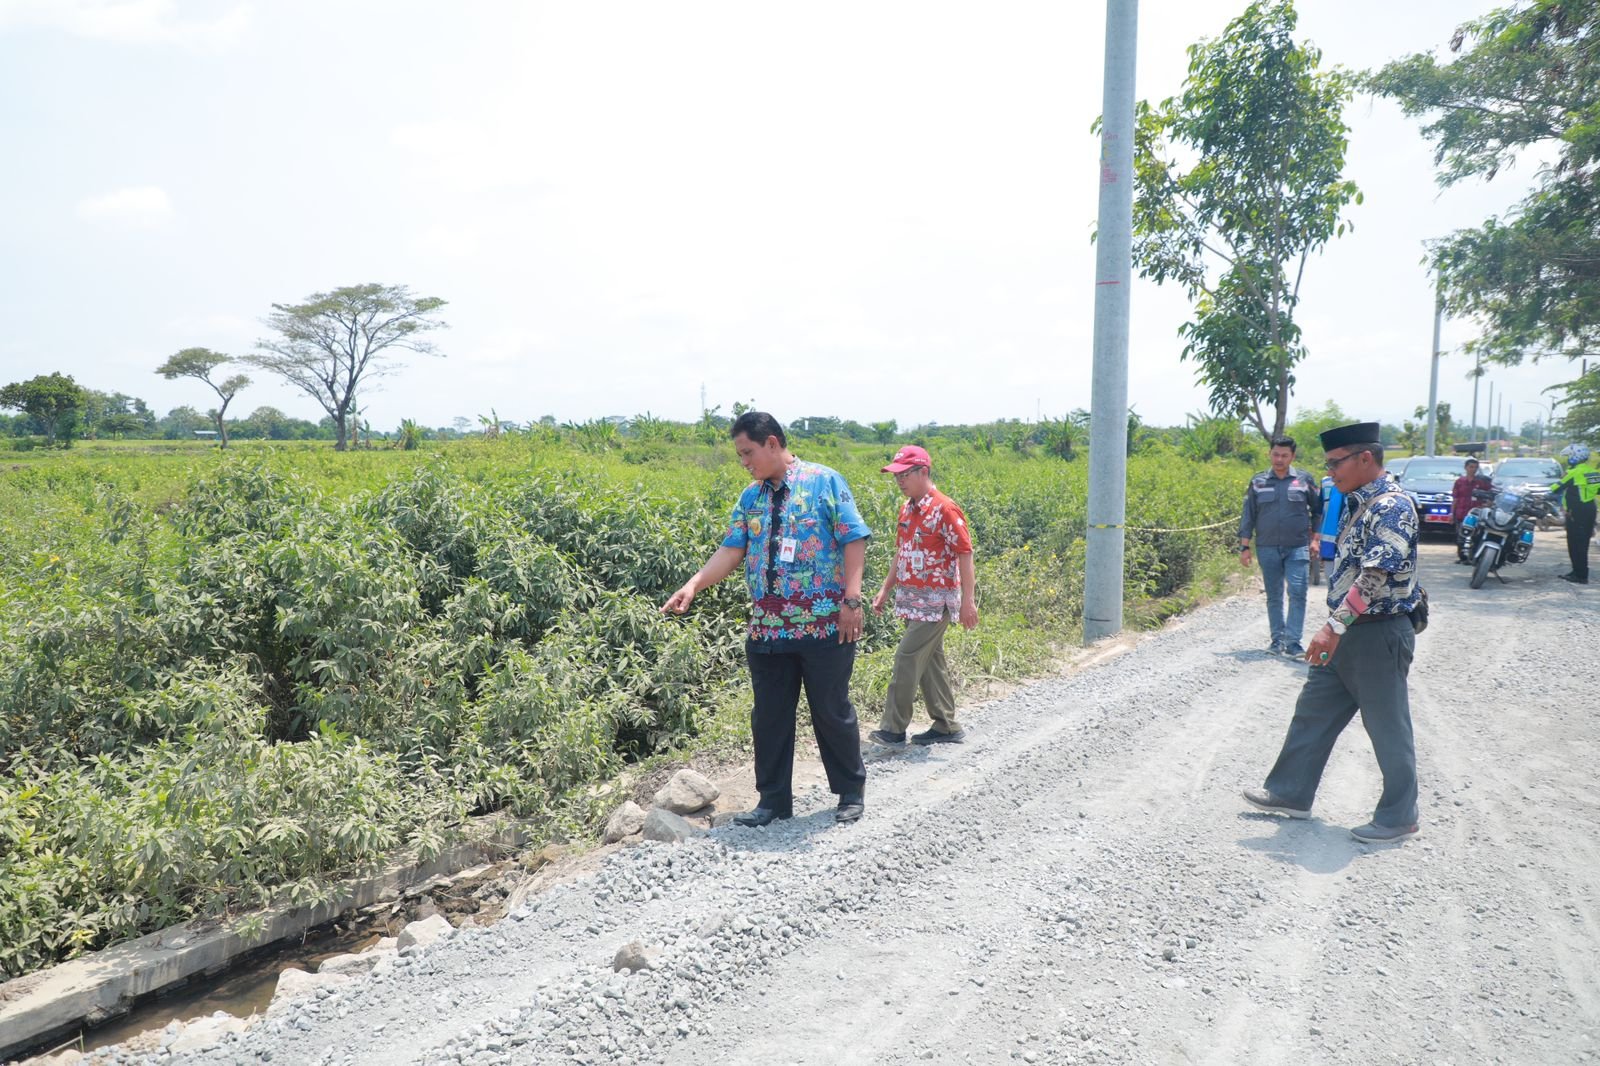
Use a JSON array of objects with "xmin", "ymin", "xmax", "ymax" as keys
[{"xmin": 1458, "ymin": 487, "xmax": 1561, "ymax": 589}]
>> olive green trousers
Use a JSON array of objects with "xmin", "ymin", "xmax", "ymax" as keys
[{"xmin": 878, "ymin": 612, "xmax": 959, "ymax": 735}]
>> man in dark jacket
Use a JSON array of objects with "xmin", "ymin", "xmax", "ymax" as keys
[{"xmin": 1238, "ymin": 436, "xmax": 1323, "ymax": 656}]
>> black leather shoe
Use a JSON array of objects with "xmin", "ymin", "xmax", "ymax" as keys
[
  {"xmin": 732, "ymin": 806, "xmax": 791, "ymax": 828},
  {"xmin": 835, "ymin": 795, "xmax": 864, "ymax": 824},
  {"xmin": 1561, "ymin": 573, "xmax": 1589, "ymax": 584}
]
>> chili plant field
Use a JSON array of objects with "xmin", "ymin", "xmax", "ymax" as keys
[{"xmin": 0, "ymin": 437, "xmax": 1244, "ymax": 978}]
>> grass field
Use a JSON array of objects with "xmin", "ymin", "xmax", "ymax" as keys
[{"xmin": 0, "ymin": 434, "xmax": 1247, "ymax": 978}]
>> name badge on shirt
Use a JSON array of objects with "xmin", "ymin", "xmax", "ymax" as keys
[{"xmin": 779, "ymin": 537, "xmax": 798, "ymax": 563}]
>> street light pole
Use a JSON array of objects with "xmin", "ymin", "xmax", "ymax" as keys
[
  {"xmin": 1083, "ymin": 0, "xmax": 1139, "ymax": 644},
  {"xmin": 1425, "ymin": 280, "xmax": 1442, "ymax": 455}
]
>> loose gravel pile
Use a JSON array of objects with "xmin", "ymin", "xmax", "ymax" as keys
[{"xmin": 80, "ymin": 541, "xmax": 1600, "ymax": 1065}]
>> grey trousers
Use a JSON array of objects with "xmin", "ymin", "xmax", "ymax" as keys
[
  {"xmin": 879, "ymin": 612, "xmax": 960, "ymax": 734},
  {"xmin": 1263, "ymin": 615, "xmax": 1419, "ymax": 828}
]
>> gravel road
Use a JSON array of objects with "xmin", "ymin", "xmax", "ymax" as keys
[{"xmin": 100, "ymin": 538, "xmax": 1600, "ymax": 1065}]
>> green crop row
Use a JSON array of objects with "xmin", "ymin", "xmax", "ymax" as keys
[{"xmin": 0, "ymin": 438, "xmax": 1247, "ymax": 977}]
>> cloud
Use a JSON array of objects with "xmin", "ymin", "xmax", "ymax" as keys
[
  {"xmin": 0, "ymin": 0, "xmax": 251, "ymax": 49},
  {"xmin": 77, "ymin": 185, "xmax": 174, "ymax": 228}
]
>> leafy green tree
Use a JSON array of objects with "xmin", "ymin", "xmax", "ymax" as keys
[
  {"xmin": 97, "ymin": 412, "xmax": 149, "ymax": 437},
  {"xmin": 80, "ymin": 390, "xmax": 156, "ymax": 439},
  {"xmin": 1369, "ymin": 0, "xmax": 1600, "ymax": 364},
  {"xmin": 1283, "ymin": 399, "xmax": 1352, "ymax": 461},
  {"xmin": 1551, "ymin": 369, "xmax": 1600, "ymax": 441},
  {"xmin": 247, "ymin": 283, "xmax": 448, "ymax": 451},
  {"xmin": 231, "ymin": 405, "xmax": 320, "ymax": 440},
  {"xmin": 1176, "ymin": 411, "xmax": 1257, "ymax": 463},
  {"xmin": 156, "ymin": 348, "xmax": 250, "ymax": 447},
  {"xmin": 0, "ymin": 372, "xmax": 85, "ymax": 446},
  {"xmin": 158, "ymin": 405, "xmax": 212, "ymax": 440},
  {"xmin": 1114, "ymin": 0, "xmax": 1360, "ymax": 440},
  {"xmin": 870, "ymin": 419, "xmax": 898, "ymax": 444},
  {"xmin": 1397, "ymin": 402, "xmax": 1455, "ymax": 454}
]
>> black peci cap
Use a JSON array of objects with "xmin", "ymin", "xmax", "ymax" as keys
[{"xmin": 1319, "ymin": 421, "xmax": 1381, "ymax": 451}]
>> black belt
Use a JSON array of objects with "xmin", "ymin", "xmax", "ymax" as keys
[{"xmin": 1351, "ymin": 611, "xmax": 1408, "ymax": 626}]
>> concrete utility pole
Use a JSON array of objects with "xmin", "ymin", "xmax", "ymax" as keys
[
  {"xmin": 1084, "ymin": 0, "xmax": 1139, "ymax": 644},
  {"xmin": 1470, "ymin": 351, "xmax": 1481, "ymax": 442},
  {"xmin": 1425, "ymin": 280, "xmax": 1442, "ymax": 455},
  {"xmin": 1487, "ymin": 380, "xmax": 1495, "ymax": 452}
]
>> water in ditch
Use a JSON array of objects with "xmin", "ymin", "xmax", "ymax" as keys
[{"xmin": 34, "ymin": 919, "xmax": 385, "ymax": 1060}]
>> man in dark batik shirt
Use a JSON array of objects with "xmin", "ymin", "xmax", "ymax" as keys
[{"xmin": 1243, "ymin": 421, "xmax": 1423, "ymax": 845}]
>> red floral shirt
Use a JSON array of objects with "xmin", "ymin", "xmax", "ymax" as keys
[{"xmin": 891, "ymin": 488, "xmax": 973, "ymax": 622}]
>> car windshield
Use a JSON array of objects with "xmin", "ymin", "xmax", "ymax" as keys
[
  {"xmin": 1493, "ymin": 459, "xmax": 1561, "ymax": 480},
  {"xmin": 1400, "ymin": 459, "xmax": 1461, "ymax": 479}
]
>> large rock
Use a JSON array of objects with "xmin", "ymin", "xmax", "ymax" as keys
[
  {"xmin": 397, "ymin": 913, "xmax": 455, "ymax": 951},
  {"xmin": 612, "ymin": 939, "xmax": 659, "ymax": 973},
  {"xmin": 318, "ymin": 949, "xmax": 383, "ymax": 976},
  {"xmin": 604, "ymin": 800, "xmax": 647, "ymax": 843},
  {"xmin": 652, "ymin": 769, "xmax": 719, "ymax": 815},
  {"xmin": 168, "ymin": 1013, "xmax": 249, "ymax": 1054},
  {"xmin": 642, "ymin": 808, "xmax": 700, "ymax": 844},
  {"xmin": 271, "ymin": 967, "xmax": 351, "ymax": 1005}
]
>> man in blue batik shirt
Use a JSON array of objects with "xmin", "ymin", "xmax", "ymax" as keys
[
  {"xmin": 1243, "ymin": 421, "xmax": 1423, "ymax": 845},
  {"xmin": 662, "ymin": 411, "xmax": 872, "ymax": 827}
]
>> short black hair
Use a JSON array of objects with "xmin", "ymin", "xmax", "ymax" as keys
[
  {"xmin": 1269, "ymin": 436, "xmax": 1297, "ymax": 454},
  {"xmin": 730, "ymin": 411, "xmax": 786, "ymax": 449},
  {"xmin": 1360, "ymin": 442, "xmax": 1386, "ymax": 466}
]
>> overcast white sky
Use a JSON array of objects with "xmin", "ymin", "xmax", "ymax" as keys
[{"xmin": 0, "ymin": 0, "xmax": 1578, "ymax": 435}]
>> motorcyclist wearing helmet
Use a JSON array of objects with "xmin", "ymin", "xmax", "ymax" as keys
[{"xmin": 1551, "ymin": 443, "xmax": 1599, "ymax": 584}]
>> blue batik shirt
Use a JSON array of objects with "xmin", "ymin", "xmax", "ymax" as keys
[
  {"xmin": 722, "ymin": 457, "xmax": 872, "ymax": 642},
  {"xmin": 1327, "ymin": 473, "xmax": 1421, "ymax": 617}
]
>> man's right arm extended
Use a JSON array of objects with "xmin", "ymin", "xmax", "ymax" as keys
[{"xmin": 662, "ymin": 546, "xmax": 745, "ymax": 614}]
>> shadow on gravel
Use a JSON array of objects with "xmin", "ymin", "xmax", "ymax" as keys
[
  {"xmin": 1212, "ymin": 649, "xmax": 1305, "ymax": 666},
  {"xmin": 863, "ymin": 746, "xmax": 935, "ymax": 767},
  {"xmin": 711, "ymin": 809, "xmax": 846, "ymax": 855},
  {"xmin": 1236, "ymin": 814, "xmax": 1356, "ymax": 875}
]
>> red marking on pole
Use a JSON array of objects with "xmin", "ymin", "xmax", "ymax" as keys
[{"xmin": 1097, "ymin": 280, "xmax": 1121, "ymax": 286}]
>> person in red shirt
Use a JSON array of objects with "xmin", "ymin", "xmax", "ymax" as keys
[
  {"xmin": 1452, "ymin": 457, "xmax": 1492, "ymax": 563},
  {"xmin": 868, "ymin": 445, "xmax": 979, "ymax": 746}
]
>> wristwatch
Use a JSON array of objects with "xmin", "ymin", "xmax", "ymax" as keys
[
  {"xmin": 841, "ymin": 596, "xmax": 863, "ymax": 609},
  {"xmin": 1326, "ymin": 616, "xmax": 1348, "ymax": 636}
]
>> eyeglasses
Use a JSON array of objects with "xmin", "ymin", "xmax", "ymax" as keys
[
  {"xmin": 1324, "ymin": 452, "xmax": 1363, "ymax": 472},
  {"xmin": 892, "ymin": 467, "xmax": 925, "ymax": 480}
]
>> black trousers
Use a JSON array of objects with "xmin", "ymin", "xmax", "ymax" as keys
[
  {"xmin": 1567, "ymin": 499, "xmax": 1597, "ymax": 581},
  {"xmin": 745, "ymin": 638, "xmax": 866, "ymax": 813}
]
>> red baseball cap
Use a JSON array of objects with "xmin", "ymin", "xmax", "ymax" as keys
[{"xmin": 881, "ymin": 445, "xmax": 931, "ymax": 473}]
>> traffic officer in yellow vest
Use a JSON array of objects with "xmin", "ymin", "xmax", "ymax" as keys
[{"xmin": 1552, "ymin": 443, "xmax": 1599, "ymax": 584}]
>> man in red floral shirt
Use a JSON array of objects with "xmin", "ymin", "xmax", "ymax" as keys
[{"xmin": 868, "ymin": 445, "xmax": 979, "ymax": 746}]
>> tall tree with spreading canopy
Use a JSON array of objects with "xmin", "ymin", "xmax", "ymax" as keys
[
  {"xmin": 246, "ymin": 283, "xmax": 448, "ymax": 451},
  {"xmin": 1113, "ymin": 0, "xmax": 1360, "ymax": 440},
  {"xmin": 1369, "ymin": 0, "xmax": 1600, "ymax": 367},
  {"xmin": 0, "ymin": 372, "xmax": 85, "ymax": 446},
  {"xmin": 156, "ymin": 347, "xmax": 249, "ymax": 447}
]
